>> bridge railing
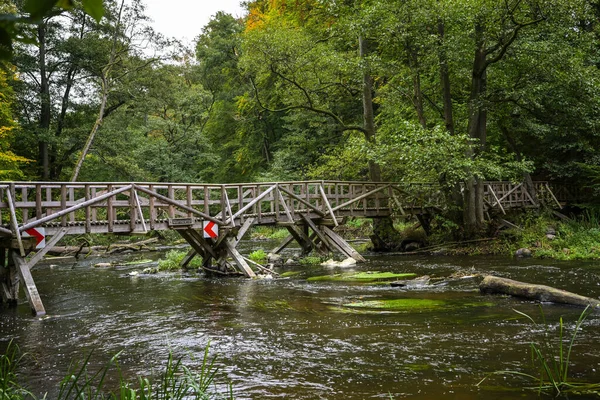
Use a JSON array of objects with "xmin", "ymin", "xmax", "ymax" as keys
[
  {"xmin": 0, "ymin": 181, "xmax": 410, "ymax": 236},
  {"xmin": 0, "ymin": 180, "xmax": 575, "ymax": 238}
]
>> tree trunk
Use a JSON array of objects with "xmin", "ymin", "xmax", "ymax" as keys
[
  {"xmin": 480, "ymin": 276, "xmax": 600, "ymax": 308},
  {"xmin": 360, "ymin": 36, "xmax": 402, "ymax": 250},
  {"xmin": 464, "ymin": 21, "xmax": 488, "ymax": 234},
  {"xmin": 70, "ymin": 77, "xmax": 109, "ymax": 182},
  {"xmin": 437, "ymin": 19, "xmax": 454, "ymax": 136},
  {"xmin": 406, "ymin": 43, "xmax": 426, "ymax": 129},
  {"xmin": 71, "ymin": 0, "xmax": 125, "ymax": 182},
  {"xmin": 38, "ymin": 23, "xmax": 50, "ymax": 180}
]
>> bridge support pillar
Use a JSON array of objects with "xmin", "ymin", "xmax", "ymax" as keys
[{"xmin": 273, "ymin": 217, "xmax": 366, "ymax": 262}]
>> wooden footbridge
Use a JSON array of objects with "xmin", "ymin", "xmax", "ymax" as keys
[{"xmin": 0, "ymin": 180, "xmax": 567, "ymax": 315}]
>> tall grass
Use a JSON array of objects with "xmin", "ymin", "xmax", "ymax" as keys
[
  {"xmin": 0, "ymin": 341, "xmax": 32, "ymax": 399},
  {"xmin": 1, "ymin": 343, "xmax": 233, "ymax": 400},
  {"xmin": 478, "ymin": 306, "xmax": 600, "ymax": 396}
]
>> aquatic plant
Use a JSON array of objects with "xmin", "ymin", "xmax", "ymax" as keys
[
  {"xmin": 307, "ymin": 271, "xmax": 417, "ymax": 283},
  {"xmin": 1, "ymin": 342, "xmax": 233, "ymax": 400},
  {"xmin": 157, "ymin": 250, "xmax": 202, "ymax": 271},
  {"xmin": 298, "ymin": 256, "xmax": 323, "ymax": 265},
  {"xmin": 248, "ymin": 249, "xmax": 267, "ymax": 263},
  {"xmin": 250, "ymin": 226, "xmax": 288, "ymax": 240},
  {"xmin": 0, "ymin": 340, "xmax": 32, "ymax": 399},
  {"xmin": 477, "ymin": 306, "xmax": 600, "ymax": 396}
]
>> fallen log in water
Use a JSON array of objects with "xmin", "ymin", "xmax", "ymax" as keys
[{"xmin": 480, "ymin": 275, "xmax": 600, "ymax": 309}]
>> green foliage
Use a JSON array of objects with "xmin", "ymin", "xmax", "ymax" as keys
[
  {"xmin": 298, "ymin": 256, "xmax": 323, "ymax": 266},
  {"xmin": 0, "ymin": 341, "xmax": 31, "ymax": 399},
  {"xmin": 250, "ymin": 226, "xmax": 288, "ymax": 240},
  {"xmin": 2, "ymin": 341, "xmax": 233, "ymax": 399},
  {"xmin": 248, "ymin": 249, "xmax": 267, "ymax": 263},
  {"xmin": 506, "ymin": 211, "xmax": 600, "ymax": 260},
  {"xmin": 478, "ymin": 306, "xmax": 599, "ymax": 397},
  {"xmin": 158, "ymin": 250, "xmax": 202, "ymax": 271}
]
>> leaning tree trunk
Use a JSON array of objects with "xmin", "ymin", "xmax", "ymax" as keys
[
  {"xmin": 480, "ymin": 276, "xmax": 600, "ymax": 309},
  {"xmin": 359, "ymin": 36, "xmax": 402, "ymax": 251}
]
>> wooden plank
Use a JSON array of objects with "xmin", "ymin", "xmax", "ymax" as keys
[
  {"xmin": 12, "ymin": 252, "xmax": 46, "ymax": 316},
  {"xmin": 61, "ymin": 185, "xmax": 67, "ymax": 226},
  {"xmin": 20, "ymin": 185, "xmax": 133, "ymax": 232},
  {"xmin": 26, "ymin": 228, "xmax": 68, "ymax": 270},
  {"xmin": 85, "ymin": 184, "xmax": 91, "ymax": 233},
  {"xmin": 300, "ymin": 215, "xmax": 333, "ymax": 252},
  {"xmin": 331, "ymin": 184, "xmax": 391, "ymax": 213},
  {"xmin": 149, "ymin": 185, "xmax": 156, "ymax": 230},
  {"xmin": 180, "ymin": 248, "xmax": 202, "ymax": 269},
  {"xmin": 35, "ymin": 184, "xmax": 43, "ymax": 220},
  {"xmin": 272, "ymin": 234, "xmax": 294, "ymax": 254},
  {"xmin": 278, "ymin": 189, "xmax": 294, "ymax": 222},
  {"xmin": 278, "ymin": 186, "xmax": 325, "ymax": 217},
  {"xmin": 107, "ymin": 184, "xmax": 114, "ymax": 232},
  {"xmin": 133, "ymin": 189, "xmax": 147, "ymax": 233},
  {"xmin": 322, "ymin": 226, "xmax": 366, "ymax": 262},
  {"xmin": 232, "ymin": 217, "xmax": 255, "ymax": 247},
  {"xmin": 6, "ymin": 186, "xmax": 25, "ymax": 257},
  {"xmin": 182, "ymin": 228, "xmax": 218, "ymax": 259},
  {"xmin": 134, "ymin": 185, "xmax": 222, "ymax": 225},
  {"xmin": 319, "ymin": 184, "xmax": 338, "ymax": 226},
  {"xmin": 226, "ymin": 184, "xmax": 276, "ymax": 223},
  {"xmin": 223, "ymin": 239, "xmax": 256, "ymax": 278}
]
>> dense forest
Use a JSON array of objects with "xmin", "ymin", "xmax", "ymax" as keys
[{"xmin": 1, "ymin": 0, "xmax": 600, "ymax": 233}]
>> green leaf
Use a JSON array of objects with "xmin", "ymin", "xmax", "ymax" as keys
[
  {"xmin": 0, "ymin": 25, "xmax": 12, "ymax": 60},
  {"xmin": 23, "ymin": 0, "xmax": 57, "ymax": 19},
  {"xmin": 82, "ymin": 0, "xmax": 104, "ymax": 22}
]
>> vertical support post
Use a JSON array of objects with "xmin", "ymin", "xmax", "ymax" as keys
[
  {"xmin": 35, "ymin": 184, "xmax": 43, "ymax": 220},
  {"xmin": 6, "ymin": 185, "xmax": 25, "ymax": 257},
  {"xmin": 149, "ymin": 184, "xmax": 156, "ymax": 230},
  {"xmin": 167, "ymin": 185, "xmax": 175, "ymax": 218},
  {"xmin": 107, "ymin": 184, "xmax": 114, "ymax": 232},
  {"xmin": 85, "ymin": 184, "xmax": 91, "ymax": 233},
  {"xmin": 60, "ymin": 185, "xmax": 67, "ymax": 226},
  {"xmin": 129, "ymin": 186, "xmax": 137, "ymax": 232}
]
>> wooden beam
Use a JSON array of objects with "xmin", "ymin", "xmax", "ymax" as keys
[
  {"xmin": 20, "ymin": 184, "xmax": 133, "ymax": 232},
  {"xmin": 278, "ymin": 187, "xmax": 325, "ymax": 217},
  {"xmin": 322, "ymin": 226, "xmax": 366, "ymax": 262},
  {"xmin": 26, "ymin": 228, "xmax": 68, "ymax": 270},
  {"xmin": 223, "ymin": 239, "xmax": 256, "ymax": 278},
  {"xmin": 300, "ymin": 215, "xmax": 333, "ymax": 252},
  {"xmin": 177, "ymin": 229, "xmax": 218, "ymax": 259},
  {"xmin": 134, "ymin": 184, "xmax": 223, "ymax": 225},
  {"xmin": 226, "ymin": 184, "xmax": 277, "ymax": 224},
  {"xmin": 272, "ymin": 235, "xmax": 294, "ymax": 254},
  {"xmin": 180, "ymin": 248, "xmax": 201, "ymax": 269},
  {"xmin": 12, "ymin": 251, "xmax": 45, "ymax": 315},
  {"xmin": 319, "ymin": 185, "xmax": 338, "ymax": 226},
  {"xmin": 232, "ymin": 217, "xmax": 255, "ymax": 247},
  {"xmin": 6, "ymin": 187, "xmax": 25, "ymax": 257},
  {"xmin": 331, "ymin": 184, "xmax": 391, "ymax": 212}
]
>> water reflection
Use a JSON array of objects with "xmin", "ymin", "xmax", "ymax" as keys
[{"xmin": 1, "ymin": 253, "xmax": 599, "ymax": 399}]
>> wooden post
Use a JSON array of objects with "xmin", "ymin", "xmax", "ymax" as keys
[
  {"xmin": 12, "ymin": 251, "xmax": 45, "ymax": 315},
  {"xmin": 6, "ymin": 186, "xmax": 25, "ymax": 257},
  {"xmin": 107, "ymin": 184, "xmax": 114, "ymax": 232}
]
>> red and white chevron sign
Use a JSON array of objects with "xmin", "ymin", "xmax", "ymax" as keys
[
  {"xmin": 23, "ymin": 228, "xmax": 46, "ymax": 249},
  {"xmin": 203, "ymin": 221, "xmax": 218, "ymax": 239}
]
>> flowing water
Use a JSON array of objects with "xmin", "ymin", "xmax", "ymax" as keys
[{"xmin": 1, "ymin": 243, "xmax": 600, "ymax": 399}]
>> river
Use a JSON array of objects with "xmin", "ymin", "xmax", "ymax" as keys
[{"xmin": 1, "ymin": 244, "xmax": 600, "ymax": 399}]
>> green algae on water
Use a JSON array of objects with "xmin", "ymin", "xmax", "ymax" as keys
[
  {"xmin": 344, "ymin": 298, "xmax": 446, "ymax": 310},
  {"xmin": 307, "ymin": 271, "xmax": 417, "ymax": 283}
]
